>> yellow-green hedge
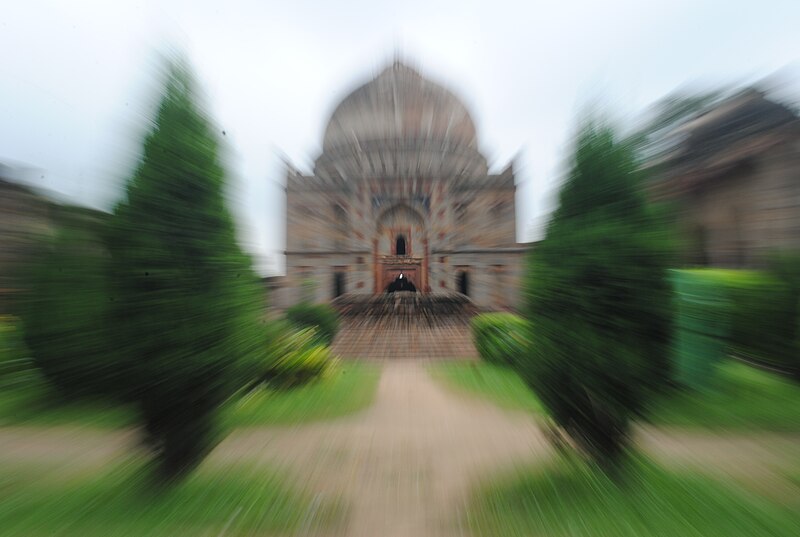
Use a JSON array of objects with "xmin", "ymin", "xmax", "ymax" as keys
[
  {"xmin": 471, "ymin": 313, "xmax": 530, "ymax": 367},
  {"xmin": 260, "ymin": 326, "xmax": 336, "ymax": 389}
]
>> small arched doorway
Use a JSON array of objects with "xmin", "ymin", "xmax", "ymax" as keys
[
  {"xmin": 386, "ymin": 273, "xmax": 417, "ymax": 293},
  {"xmin": 395, "ymin": 235, "xmax": 407, "ymax": 256},
  {"xmin": 456, "ymin": 271, "xmax": 469, "ymax": 296}
]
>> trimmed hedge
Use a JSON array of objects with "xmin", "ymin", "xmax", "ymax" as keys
[
  {"xmin": 239, "ymin": 319, "xmax": 336, "ymax": 391},
  {"xmin": 672, "ymin": 269, "xmax": 798, "ymax": 380},
  {"xmin": 285, "ymin": 303, "xmax": 340, "ymax": 346},
  {"xmin": 670, "ymin": 269, "xmax": 732, "ymax": 389},
  {"xmin": 259, "ymin": 327, "xmax": 335, "ymax": 389},
  {"xmin": 724, "ymin": 272, "xmax": 795, "ymax": 372},
  {"xmin": 471, "ymin": 313, "xmax": 530, "ymax": 367}
]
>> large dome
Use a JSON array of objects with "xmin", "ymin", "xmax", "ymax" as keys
[{"xmin": 322, "ymin": 61, "xmax": 478, "ymax": 152}]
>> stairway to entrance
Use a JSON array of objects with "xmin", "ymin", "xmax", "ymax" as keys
[{"xmin": 330, "ymin": 292, "xmax": 478, "ymax": 360}]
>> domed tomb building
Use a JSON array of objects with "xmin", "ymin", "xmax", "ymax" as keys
[{"xmin": 282, "ymin": 61, "xmax": 524, "ymax": 310}]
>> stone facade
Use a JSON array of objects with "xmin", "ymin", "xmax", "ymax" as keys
[
  {"xmin": 650, "ymin": 90, "xmax": 800, "ymax": 267},
  {"xmin": 281, "ymin": 61, "xmax": 524, "ymax": 310}
]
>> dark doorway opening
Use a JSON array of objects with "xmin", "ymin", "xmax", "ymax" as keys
[
  {"xmin": 395, "ymin": 235, "xmax": 407, "ymax": 255},
  {"xmin": 333, "ymin": 272, "xmax": 345, "ymax": 298},
  {"xmin": 457, "ymin": 271, "xmax": 469, "ymax": 296},
  {"xmin": 386, "ymin": 273, "xmax": 416, "ymax": 293}
]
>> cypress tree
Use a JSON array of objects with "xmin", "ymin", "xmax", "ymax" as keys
[
  {"xmin": 521, "ymin": 122, "xmax": 673, "ymax": 467},
  {"xmin": 107, "ymin": 58, "xmax": 262, "ymax": 479}
]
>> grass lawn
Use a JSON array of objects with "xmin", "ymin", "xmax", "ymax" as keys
[
  {"xmin": 467, "ymin": 457, "xmax": 800, "ymax": 537},
  {"xmin": 649, "ymin": 360, "xmax": 800, "ymax": 431},
  {"xmin": 431, "ymin": 359, "xmax": 800, "ymax": 431},
  {"xmin": 224, "ymin": 361, "xmax": 380, "ymax": 427},
  {"xmin": 0, "ymin": 317, "xmax": 137, "ymax": 429},
  {"xmin": 0, "ymin": 380, "xmax": 136, "ymax": 429},
  {"xmin": 0, "ymin": 459, "xmax": 342, "ymax": 536},
  {"xmin": 429, "ymin": 361, "xmax": 542, "ymax": 414},
  {"xmin": 0, "ymin": 362, "xmax": 380, "ymax": 429}
]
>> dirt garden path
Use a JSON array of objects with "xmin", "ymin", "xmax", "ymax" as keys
[
  {"xmin": 0, "ymin": 361, "xmax": 798, "ymax": 536},
  {"xmin": 215, "ymin": 360, "xmax": 552, "ymax": 537}
]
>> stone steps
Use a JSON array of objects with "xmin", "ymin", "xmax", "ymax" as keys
[
  {"xmin": 331, "ymin": 322, "xmax": 477, "ymax": 360},
  {"xmin": 330, "ymin": 292, "xmax": 478, "ymax": 360}
]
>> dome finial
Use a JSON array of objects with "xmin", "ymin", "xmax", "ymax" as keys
[{"xmin": 392, "ymin": 44, "xmax": 404, "ymax": 70}]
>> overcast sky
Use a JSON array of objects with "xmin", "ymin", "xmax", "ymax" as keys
[{"xmin": 2, "ymin": 0, "xmax": 798, "ymax": 275}]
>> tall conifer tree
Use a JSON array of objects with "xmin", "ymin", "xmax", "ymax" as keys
[
  {"xmin": 522, "ymin": 122, "xmax": 673, "ymax": 467},
  {"xmin": 107, "ymin": 57, "xmax": 262, "ymax": 479}
]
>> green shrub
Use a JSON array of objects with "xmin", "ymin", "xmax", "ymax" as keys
[
  {"xmin": 764, "ymin": 252, "xmax": 800, "ymax": 379},
  {"xmin": 522, "ymin": 123, "xmax": 673, "ymax": 467},
  {"xmin": 17, "ymin": 229, "xmax": 118, "ymax": 399},
  {"xmin": 673, "ymin": 269, "xmax": 797, "ymax": 378},
  {"xmin": 471, "ymin": 313, "xmax": 530, "ymax": 367},
  {"xmin": 259, "ymin": 327, "xmax": 336, "ymax": 389},
  {"xmin": 0, "ymin": 315, "xmax": 36, "ymax": 390},
  {"xmin": 285, "ymin": 303, "xmax": 340, "ymax": 346},
  {"xmin": 767, "ymin": 250, "xmax": 800, "ymax": 296},
  {"xmin": 725, "ymin": 272, "xmax": 795, "ymax": 373}
]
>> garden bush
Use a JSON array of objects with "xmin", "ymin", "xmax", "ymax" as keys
[
  {"xmin": 764, "ymin": 252, "xmax": 800, "ymax": 379},
  {"xmin": 285, "ymin": 302, "xmax": 340, "ymax": 346},
  {"xmin": 17, "ymin": 228, "xmax": 118, "ymax": 399},
  {"xmin": 673, "ymin": 268, "xmax": 797, "ymax": 379},
  {"xmin": 725, "ymin": 271, "xmax": 795, "ymax": 373},
  {"xmin": 259, "ymin": 327, "xmax": 336, "ymax": 389},
  {"xmin": 767, "ymin": 250, "xmax": 800, "ymax": 296},
  {"xmin": 0, "ymin": 315, "xmax": 36, "ymax": 389},
  {"xmin": 471, "ymin": 313, "xmax": 530, "ymax": 367}
]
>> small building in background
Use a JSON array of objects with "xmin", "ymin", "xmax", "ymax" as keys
[
  {"xmin": 280, "ymin": 61, "xmax": 525, "ymax": 310},
  {"xmin": 0, "ymin": 170, "xmax": 109, "ymax": 314},
  {"xmin": 649, "ymin": 89, "xmax": 800, "ymax": 267}
]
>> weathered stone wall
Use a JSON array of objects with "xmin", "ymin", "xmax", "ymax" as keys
[
  {"xmin": 680, "ymin": 141, "xmax": 800, "ymax": 267},
  {"xmin": 651, "ymin": 91, "xmax": 800, "ymax": 268}
]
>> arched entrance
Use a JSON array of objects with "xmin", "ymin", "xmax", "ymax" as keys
[
  {"xmin": 386, "ymin": 273, "xmax": 417, "ymax": 293},
  {"xmin": 374, "ymin": 204, "xmax": 428, "ymax": 293}
]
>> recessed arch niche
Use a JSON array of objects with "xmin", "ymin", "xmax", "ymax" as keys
[{"xmin": 374, "ymin": 204, "xmax": 429, "ymax": 292}]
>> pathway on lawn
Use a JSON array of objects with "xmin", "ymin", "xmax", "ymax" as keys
[
  {"xmin": 219, "ymin": 363, "xmax": 800, "ymax": 535},
  {"xmin": 0, "ymin": 362, "xmax": 798, "ymax": 536},
  {"xmin": 215, "ymin": 360, "xmax": 552, "ymax": 537}
]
